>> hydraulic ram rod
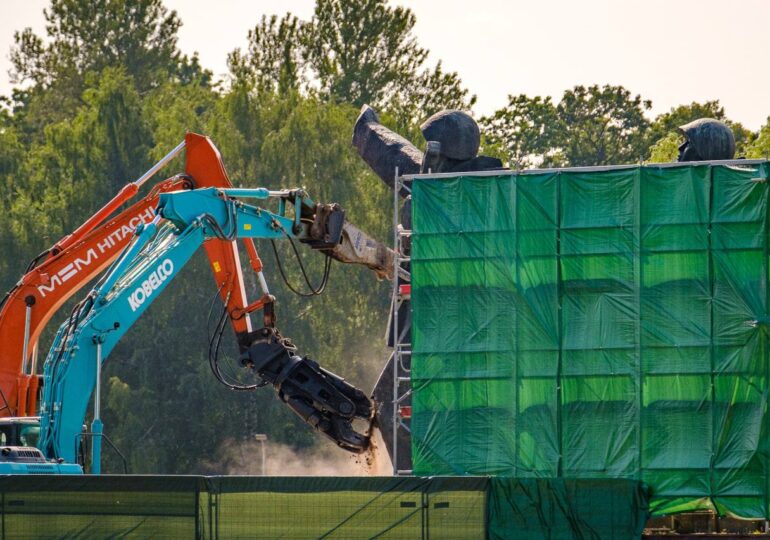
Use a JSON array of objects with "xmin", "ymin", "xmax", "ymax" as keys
[
  {"xmin": 134, "ymin": 140, "xmax": 186, "ymax": 188},
  {"xmin": 56, "ymin": 141, "xmax": 187, "ymax": 253}
]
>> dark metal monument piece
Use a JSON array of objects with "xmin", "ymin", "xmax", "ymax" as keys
[
  {"xmin": 352, "ymin": 104, "xmax": 504, "ymax": 193},
  {"xmin": 352, "ymin": 104, "xmax": 503, "ymax": 231},
  {"xmin": 354, "ymin": 104, "xmax": 504, "ymax": 473},
  {"xmin": 352, "ymin": 105, "xmax": 422, "ymax": 196},
  {"xmin": 677, "ymin": 118, "xmax": 736, "ymax": 162}
]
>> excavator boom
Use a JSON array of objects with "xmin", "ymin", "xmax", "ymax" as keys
[
  {"xmin": 0, "ymin": 134, "xmax": 394, "ymax": 472},
  {"xmin": 38, "ymin": 187, "xmax": 376, "ymax": 470},
  {"xmin": 0, "ymin": 133, "xmax": 264, "ymax": 417}
]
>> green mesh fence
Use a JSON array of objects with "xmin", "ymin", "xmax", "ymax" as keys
[
  {"xmin": 0, "ymin": 475, "xmax": 647, "ymax": 538},
  {"xmin": 0, "ymin": 476, "xmax": 199, "ymax": 538},
  {"xmin": 201, "ymin": 477, "xmax": 486, "ymax": 539},
  {"xmin": 410, "ymin": 161, "xmax": 770, "ymax": 518}
]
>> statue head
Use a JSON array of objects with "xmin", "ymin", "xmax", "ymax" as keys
[
  {"xmin": 677, "ymin": 118, "xmax": 736, "ymax": 162},
  {"xmin": 420, "ymin": 110, "xmax": 480, "ymax": 161}
]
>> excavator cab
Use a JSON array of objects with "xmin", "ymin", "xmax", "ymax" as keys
[
  {"xmin": 0, "ymin": 417, "xmax": 81, "ymax": 474},
  {"xmin": 0, "ymin": 417, "xmax": 40, "ymax": 447}
]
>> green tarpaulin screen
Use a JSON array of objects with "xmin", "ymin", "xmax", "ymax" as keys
[
  {"xmin": 410, "ymin": 161, "xmax": 770, "ymax": 518},
  {"xmin": 488, "ymin": 477, "xmax": 649, "ymax": 539},
  {"xmin": 0, "ymin": 475, "xmax": 648, "ymax": 538}
]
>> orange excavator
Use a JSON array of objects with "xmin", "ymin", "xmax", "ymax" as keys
[{"xmin": 0, "ymin": 133, "xmax": 268, "ymax": 419}]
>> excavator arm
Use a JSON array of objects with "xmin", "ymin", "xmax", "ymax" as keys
[
  {"xmin": 0, "ymin": 133, "xmax": 264, "ymax": 417},
  {"xmin": 38, "ymin": 187, "xmax": 376, "ymax": 471}
]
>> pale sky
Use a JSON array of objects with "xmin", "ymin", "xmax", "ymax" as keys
[{"xmin": 1, "ymin": 0, "xmax": 769, "ymax": 130}]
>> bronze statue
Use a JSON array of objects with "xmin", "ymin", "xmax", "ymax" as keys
[
  {"xmin": 354, "ymin": 105, "xmax": 503, "ymax": 473},
  {"xmin": 677, "ymin": 118, "xmax": 736, "ymax": 161},
  {"xmin": 352, "ymin": 104, "xmax": 503, "ymax": 198},
  {"xmin": 352, "ymin": 105, "xmax": 423, "ymax": 196}
]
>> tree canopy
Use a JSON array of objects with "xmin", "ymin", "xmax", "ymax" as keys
[
  {"xmin": 481, "ymin": 85, "xmax": 652, "ymax": 167},
  {"xmin": 228, "ymin": 0, "xmax": 475, "ymax": 129},
  {"xmin": 11, "ymin": 0, "xmax": 183, "ymax": 91}
]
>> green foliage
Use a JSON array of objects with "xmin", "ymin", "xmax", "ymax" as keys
[
  {"xmin": 303, "ymin": 0, "xmax": 427, "ymax": 107},
  {"xmin": 481, "ymin": 85, "xmax": 652, "ymax": 167},
  {"xmin": 257, "ymin": 97, "xmax": 391, "ymax": 383},
  {"xmin": 93, "ymin": 92, "xmax": 391, "ymax": 473},
  {"xmin": 11, "ymin": 0, "xmax": 182, "ymax": 92},
  {"xmin": 0, "ymin": 123, "xmax": 23, "ymax": 194},
  {"xmin": 2, "ymin": 0, "xmax": 769, "ymax": 475},
  {"xmin": 8, "ymin": 0, "xmax": 192, "ymax": 141},
  {"xmin": 0, "ymin": 67, "xmax": 145, "ymax": 286},
  {"xmin": 228, "ymin": 14, "xmax": 304, "ymax": 94},
  {"xmin": 9, "ymin": 67, "xmax": 150, "ymax": 252},
  {"xmin": 1, "ymin": 0, "xmax": 407, "ymax": 473},
  {"xmin": 143, "ymin": 79, "xmax": 218, "ymax": 159},
  {"xmin": 557, "ymin": 85, "xmax": 651, "ymax": 166},
  {"xmin": 85, "ymin": 68, "xmax": 152, "ymax": 190},
  {"xmin": 230, "ymin": 0, "xmax": 474, "ymax": 127},
  {"xmin": 647, "ymin": 132, "xmax": 681, "ymax": 163},
  {"xmin": 746, "ymin": 117, "xmax": 770, "ymax": 159},
  {"xmin": 0, "ymin": 123, "xmax": 24, "ymax": 285},
  {"xmin": 730, "ymin": 122, "xmax": 756, "ymax": 155},
  {"xmin": 480, "ymin": 95, "xmax": 561, "ymax": 168},
  {"xmin": 649, "ymin": 100, "xmax": 726, "ymax": 141},
  {"xmin": 483, "ymin": 92, "xmax": 759, "ymax": 169},
  {"xmin": 386, "ymin": 61, "xmax": 476, "ymax": 136}
]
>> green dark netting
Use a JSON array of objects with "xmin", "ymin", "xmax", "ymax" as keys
[
  {"xmin": 0, "ymin": 476, "xmax": 199, "ymax": 538},
  {"xmin": 0, "ymin": 475, "xmax": 647, "ymax": 538},
  {"xmin": 488, "ymin": 478, "xmax": 650, "ymax": 539},
  {"xmin": 0, "ymin": 475, "xmax": 486, "ymax": 539},
  {"xmin": 410, "ymin": 162, "xmax": 770, "ymax": 518},
  {"xmin": 201, "ymin": 476, "xmax": 487, "ymax": 538}
]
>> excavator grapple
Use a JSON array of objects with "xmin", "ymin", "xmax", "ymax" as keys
[{"xmin": 239, "ymin": 327, "xmax": 372, "ymax": 453}]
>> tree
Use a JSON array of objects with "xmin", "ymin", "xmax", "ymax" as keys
[
  {"xmin": 10, "ymin": 0, "xmax": 182, "ymax": 93},
  {"xmin": 649, "ymin": 101, "xmax": 726, "ymax": 141},
  {"xmin": 480, "ymin": 95, "xmax": 562, "ymax": 168},
  {"xmin": 556, "ymin": 84, "xmax": 651, "ymax": 166},
  {"xmin": 7, "ymin": 0, "xmax": 193, "ymax": 140},
  {"xmin": 236, "ymin": 95, "xmax": 392, "ymax": 387},
  {"xmin": 95, "ymin": 94, "xmax": 393, "ymax": 473},
  {"xmin": 8, "ymin": 67, "xmax": 150, "ymax": 256},
  {"xmin": 229, "ymin": 0, "xmax": 475, "ymax": 128},
  {"xmin": 228, "ymin": 14, "xmax": 304, "ymax": 94},
  {"xmin": 87, "ymin": 69, "xmax": 152, "ymax": 191},
  {"xmin": 647, "ymin": 132, "xmax": 680, "ymax": 163},
  {"xmin": 0, "ymin": 112, "xmax": 23, "ymax": 201},
  {"xmin": 386, "ymin": 61, "xmax": 476, "ymax": 137},
  {"xmin": 482, "ymin": 85, "xmax": 653, "ymax": 167},
  {"xmin": 143, "ymin": 78, "xmax": 218, "ymax": 161},
  {"xmin": 0, "ymin": 117, "xmax": 24, "ymax": 290},
  {"xmin": 745, "ymin": 117, "xmax": 770, "ymax": 159},
  {"xmin": 302, "ymin": 0, "xmax": 426, "ymax": 107}
]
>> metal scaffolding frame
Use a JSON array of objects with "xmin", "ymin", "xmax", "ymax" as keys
[{"xmin": 390, "ymin": 169, "xmax": 412, "ymax": 476}]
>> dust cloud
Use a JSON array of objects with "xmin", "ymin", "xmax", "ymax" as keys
[{"xmin": 211, "ymin": 427, "xmax": 392, "ymax": 476}]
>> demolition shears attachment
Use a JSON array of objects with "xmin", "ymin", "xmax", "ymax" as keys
[{"xmin": 239, "ymin": 327, "xmax": 373, "ymax": 453}]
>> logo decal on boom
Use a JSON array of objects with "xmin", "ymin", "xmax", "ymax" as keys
[
  {"xmin": 36, "ymin": 207, "xmax": 155, "ymax": 298},
  {"xmin": 127, "ymin": 259, "xmax": 174, "ymax": 312}
]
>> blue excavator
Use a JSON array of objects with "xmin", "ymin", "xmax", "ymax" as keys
[
  {"xmin": 0, "ymin": 135, "xmax": 397, "ymax": 474},
  {"xmin": 31, "ymin": 185, "xmax": 392, "ymax": 474}
]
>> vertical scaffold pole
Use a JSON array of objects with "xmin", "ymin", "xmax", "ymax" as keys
[{"xmin": 392, "ymin": 167, "xmax": 400, "ymax": 476}]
